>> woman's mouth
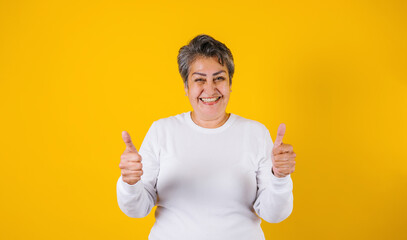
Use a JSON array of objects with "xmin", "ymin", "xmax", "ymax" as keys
[{"xmin": 199, "ymin": 96, "xmax": 222, "ymax": 105}]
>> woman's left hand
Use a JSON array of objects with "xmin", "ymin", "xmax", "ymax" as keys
[{"xmin": 271, "ymin": 123, "xmax": 296, "ymax": 178}]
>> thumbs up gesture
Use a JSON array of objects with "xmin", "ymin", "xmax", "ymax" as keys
[
  {"xmin": 272, "ymin": 123, "xmax": 296, "ymax": 178},
  {"xmin": 119, "ymin": 131, "xmax": 143, "ymax": 185}
]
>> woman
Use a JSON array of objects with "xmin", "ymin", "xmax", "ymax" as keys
[{"xmin": 117, "ymin": 34, "xmax": 296, "ymax": 240}]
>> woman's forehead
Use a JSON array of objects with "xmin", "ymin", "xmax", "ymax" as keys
[{"xmin": 190, "ymin": 56, "xmax": 228, "ymax": 74}]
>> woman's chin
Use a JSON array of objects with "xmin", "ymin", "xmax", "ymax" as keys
[{"xmin": 191, "ymin": 98, "xmax": 229, "ymax": 118}]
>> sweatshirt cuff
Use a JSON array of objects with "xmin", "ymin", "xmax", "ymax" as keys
[
  {"xmin": 270, "ymin": 172, "xmax": 292, "ymax": 190},
  {"xmin": 117, "ymin": 175, "xmax": 143, "ymax": 195}
]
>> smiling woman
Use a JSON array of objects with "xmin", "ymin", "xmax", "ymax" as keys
[
  {"xmin": 185, "ymin": 56, "xmax": 231, "ymax": 128},
  {"xmin": 178, "ymin": 35, "xmax": 234, "ymax": 127},
  {"xmin": 117, "ymin": 34, "xmax": 296, "ymax": 240}
]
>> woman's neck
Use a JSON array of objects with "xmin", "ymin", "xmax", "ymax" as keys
[{"xmin": 190, "ymin": 111, "xmax": 230, "ymax": 129}]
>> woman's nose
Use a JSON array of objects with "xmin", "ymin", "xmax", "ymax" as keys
[{"xmin": 203, "ymin": 81, "xmax": 217, "ymax": 94}]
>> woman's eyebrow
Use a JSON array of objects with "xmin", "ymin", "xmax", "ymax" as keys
[
  {"xmin": 192, "ymin": 70, "xmax": 226, "ymax": 76},
  {"xmin": 213, "ymin": 70, "xmax": 226, "ymax": 76}
]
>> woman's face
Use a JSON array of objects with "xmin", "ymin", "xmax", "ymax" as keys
[{"xmin": 185, "ymin": 56, "xmax": 231, "ymax": 120}]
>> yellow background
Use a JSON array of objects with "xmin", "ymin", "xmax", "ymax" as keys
[{"xmin": 1, "ymin": 0, "xmax": 406, "ymax": 239}]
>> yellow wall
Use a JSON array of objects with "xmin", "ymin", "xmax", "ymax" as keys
[{"xmin": 1, "ymin": 0, "xmax": 406, "ymax": 239}]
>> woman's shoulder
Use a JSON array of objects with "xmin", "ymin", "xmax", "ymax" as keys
[
  {"xmin": 231, "ymin": 113, "xmax": 269, "ymax": 134},
  {"xmin": 151, "ymin": 112, "xmax": 189, "ymax": 128}
]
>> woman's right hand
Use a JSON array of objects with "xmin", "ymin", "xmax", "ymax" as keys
[{"xmin": 119, "ymin": 131, "xmax": 143, "ymax": 185}]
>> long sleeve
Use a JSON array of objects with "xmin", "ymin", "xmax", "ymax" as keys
[
  {"xmin": 253, "ymin": 128, "xmax": 294, "ymax": 223},
  {"xmin": 116, "ymin": 121, "xmax": 160, "ymax": 218}
]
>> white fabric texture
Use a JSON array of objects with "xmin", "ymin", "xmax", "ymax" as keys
[{"xmin": 117, "ymin": 111, "xmax": 293, "ymax": 240}]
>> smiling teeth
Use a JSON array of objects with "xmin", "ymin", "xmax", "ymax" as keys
[{"xmin": 200, "ymin": 97, "xmax": 221, "ymax": 102}]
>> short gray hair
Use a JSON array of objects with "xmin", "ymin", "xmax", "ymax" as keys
[{"xmin": 177, "ymin": 34, "xmax": 235, "ymax": 88}]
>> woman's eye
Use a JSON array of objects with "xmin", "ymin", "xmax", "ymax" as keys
[
  {"xmin": 215, "ymin": 77, "xmax": 225, "ymax": 81},
  {"xmin": 195, "ymin": 78, "xmax": 204, "ymax": 82}
]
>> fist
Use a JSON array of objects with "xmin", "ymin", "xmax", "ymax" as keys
[
  {"xmin": 272, "ymin": 123, "xmax": 296, "ymax": 178},
  {"xmin": 119, "ymin": 131, "xmax": 143, "ymax": 185}
]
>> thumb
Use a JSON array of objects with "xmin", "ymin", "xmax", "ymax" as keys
[
  {"xmin": 122, "ymin": 131, "xmax": 138, "ymax": 152},
  {"xmin": 273, "ymin": 123, "xmax": 286, "ymax": 148}
]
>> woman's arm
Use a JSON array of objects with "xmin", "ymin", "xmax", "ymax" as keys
[
  {"xmin": 116, "ymin": 121, "xmax": 160, "ymax": 218},
  {"xmin": 253, "ymin": 128, "xmax": 294, "ymax": 223}
]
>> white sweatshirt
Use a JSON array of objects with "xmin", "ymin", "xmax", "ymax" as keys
[{"xmin": 116, "ymin": 111, "xmax": 293, "ymax": 240}]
